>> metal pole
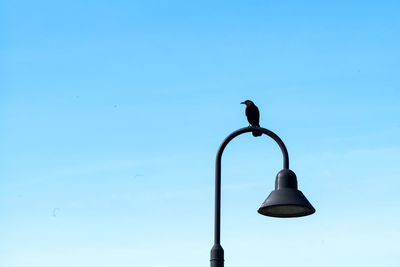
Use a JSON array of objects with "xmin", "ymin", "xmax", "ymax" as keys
[{"xmin": 210, "ymin": 127, "xmax": 289, "ymax": 267}]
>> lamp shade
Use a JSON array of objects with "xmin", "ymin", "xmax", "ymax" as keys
[{"xmin": 258, "ymin": 169, "xmax": 315, "ymax": 218}]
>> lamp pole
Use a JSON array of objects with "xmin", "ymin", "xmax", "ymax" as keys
[{"xmin": 210, "ymin": 126, "xmax": 315, "ymax": 267}]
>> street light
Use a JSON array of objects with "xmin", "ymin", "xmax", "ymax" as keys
[{"xmin": 210, "ymin": 126, "xmax": 315, "ymax": 267}]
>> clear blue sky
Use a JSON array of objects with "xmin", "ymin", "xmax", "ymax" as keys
[{"xmin": 1, "ymin": 1, "xmax": 400, "ymax": 267}]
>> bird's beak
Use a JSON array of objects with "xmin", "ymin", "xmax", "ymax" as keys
[{"xmin": 240, "ymin": 101, "xmax": 245, "ymax": 104}]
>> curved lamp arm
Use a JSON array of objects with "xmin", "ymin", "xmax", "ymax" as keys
[
  {"xmin": 211, "ymin": 127, "xmax": 289, "ymax": 267},
  {"xmin": 214, "ymin": 127, "xmax": 289, "ymax": 244}
]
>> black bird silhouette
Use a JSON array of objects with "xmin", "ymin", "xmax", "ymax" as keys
[{"xmin": 241, "ymin": 100, "xmax": 262, "ymax": 137}]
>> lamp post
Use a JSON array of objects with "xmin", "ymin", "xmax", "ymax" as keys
[{"xmin": 210, "ymin": 126, "xmax": 315, "ymax": 267}]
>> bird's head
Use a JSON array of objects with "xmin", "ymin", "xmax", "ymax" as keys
[{"xmin": 240, "ymin": 100, "xmax": 254, "ymax": 107}]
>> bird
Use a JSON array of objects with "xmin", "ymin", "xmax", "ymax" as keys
[{"xmin": 241, "ymin": 100, "xmax": 262, "ymax": 137}]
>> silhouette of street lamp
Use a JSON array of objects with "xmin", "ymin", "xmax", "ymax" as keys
[{"xmin": 210, "ymin": 127, "xmax": 315, "ymax": 267}]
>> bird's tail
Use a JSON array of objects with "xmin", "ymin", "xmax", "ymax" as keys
[{"xmin": 252, "ymin": 125, "xmax": 262, "ymax": 137}]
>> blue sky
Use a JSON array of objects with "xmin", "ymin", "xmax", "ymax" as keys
[{"xmin": 1, "ymin": 1, "xmax": 400, "ymax": 267}]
